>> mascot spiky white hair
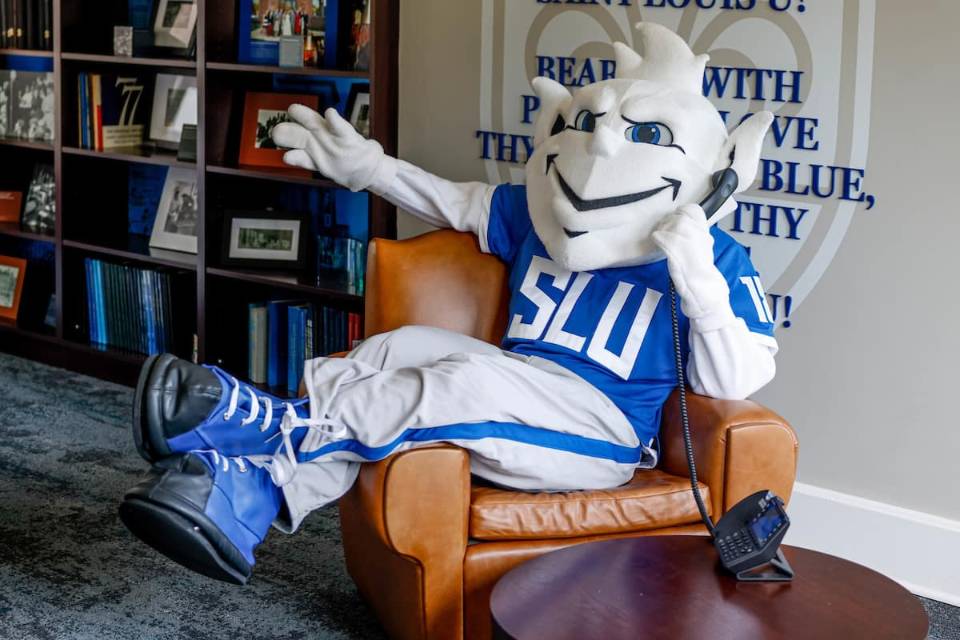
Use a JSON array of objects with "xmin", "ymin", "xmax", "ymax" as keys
[
  {"xmin": 120, "ymin": 24, "xmax": 781, "ymax": 586},
  {"xmin": 527, "ymin": 23, "xmax": 771, "ymax": 271}
]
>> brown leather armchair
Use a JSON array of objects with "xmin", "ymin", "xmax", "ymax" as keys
[{"xmin": 337, "ymin": 230, "xmax": 798, "ymax": 640}]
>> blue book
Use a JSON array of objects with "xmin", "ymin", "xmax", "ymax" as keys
[
  {"xmin": 84, "ymin": 259, "xmax": 96, "ymax": 344},
  {"xmin": 267, "ymin": 300, "xmax": 291, "ymax": 390},
  {"xmin": 95, "ymin": 260, "xmax": 107, "ymax": 346},
  {"xmin": 79, "ymin": 73, "xmax": 88, "ymax": 149},
  {"xmin": 287, "ymin": 306, "xmax": 302, "ymax": 395},
  {"xmin": 142, "ymin": 270, "xmax": 156, "ymax": 354}
]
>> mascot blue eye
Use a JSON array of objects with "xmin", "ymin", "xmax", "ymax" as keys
[
  {"xmin": 573, "ymin": 110, "xmax": 597, "ymax": 132},
  {"xmin": 625, "ymin": 122, "xmax": 673, "ymax": 146}
]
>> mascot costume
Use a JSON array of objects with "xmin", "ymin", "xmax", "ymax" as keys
[{"xmin": 120, "ymin": 23, "xmax": 778, "ymax": 585}]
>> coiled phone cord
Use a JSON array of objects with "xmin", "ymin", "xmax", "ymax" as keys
[{"xmin": 668, "ymin": 279, "xmax": 718, "ymax": 536}]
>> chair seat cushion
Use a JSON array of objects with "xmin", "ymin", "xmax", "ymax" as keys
[{"xmin": 469, "ymin": 469, "xmax": 712, "ymax": 541}]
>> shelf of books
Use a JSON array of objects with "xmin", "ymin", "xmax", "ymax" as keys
[{"xmin": 0, "ymin": 0, "xmax": 397, "ymax": 387}]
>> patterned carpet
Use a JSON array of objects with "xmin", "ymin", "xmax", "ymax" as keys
[{"xmin": 0, "ymin": 351, "xmax": 956, "ymax": 639}]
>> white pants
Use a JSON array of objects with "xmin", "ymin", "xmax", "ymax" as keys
[{"xmin": 277, "ymin": 326, "xmax": 653, "ymax": 532}]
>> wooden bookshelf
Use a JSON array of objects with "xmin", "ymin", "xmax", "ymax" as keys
[
  {"xmin": 0, "ymin": 0, "xmax": 399, "ymax": 385},
  {"xmin": 0, "ymin": 48, "xmax": 54, "ymax": 58}
]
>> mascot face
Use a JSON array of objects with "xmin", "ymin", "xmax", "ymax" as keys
[{"xmin": 525, "ymin": 23, "xmax": 773, "ymax": 272}]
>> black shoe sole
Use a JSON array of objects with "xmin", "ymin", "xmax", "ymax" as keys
[
  {"xmin": 119, "ymin": 496, "xmax": 252, "ymax": 585},
  {"xmin": 132, "ymin": 353, "xmax": 173, "ymax": 463}
]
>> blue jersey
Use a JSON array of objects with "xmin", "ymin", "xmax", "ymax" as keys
[{"xmin": 483, "ymin": 184, "xmax": 776, "ymax": 446}]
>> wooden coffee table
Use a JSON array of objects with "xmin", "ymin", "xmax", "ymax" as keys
[{"xmin": 491, "ymin": 536, "xmax": 928, "ymax": 640}]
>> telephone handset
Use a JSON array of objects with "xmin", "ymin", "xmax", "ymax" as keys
[{"xmin": 666, "ymin": 168, "xmax": 795, "ymax": 582}]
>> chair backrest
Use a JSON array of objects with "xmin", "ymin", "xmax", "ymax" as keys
[{"xmin": 364, "ymin": 230, "xmax": 510, "ymax": 345}]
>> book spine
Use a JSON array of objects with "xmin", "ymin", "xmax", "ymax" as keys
[
  {"xmin": 287, "ymin": 307, "xmax": 297, "ymax": 396},
  {"xmin": 248, "ymin": 304, "xmax": 267, "ymax": 384},
  {"xmin": 267, "ymin": 301, "xmax": 287, "ymax": 391},
  {"xmin": 86, "ymin": 74, "xmax": 95, "ymax": 151},
  {"xmin": 78, "ymin": 74, "xmax": 86, "ymax": 149},
  {"xmin": 141, "ymin": 270, "xmax": 154, "ymax": 354},
  {"xmin": 305, "ymin": 307, "xmax": 314, "ymax": 361},
  {"xmin": 24, "ymin": 0, "xmax": 33, "ymax": 49},
  {"xmin": 0, "ymin": 0, "xmax": 7, "ymax": 49},
  {"xmin": 92, "ymin": 74, "xmax": 103, "ymax": 152},
  {"xmin": 42, "ymin": 0, "xmax": 51, "ymax": 50},
  {"xmin": 161, "ymin": 271, "xmax": 174, "ymax": 354},
  {"xmin": 94, "ymin": 260, "xmax": 105, "ymax": 346},
  {"xmin": 84, "ymin": 259, "xmax": 95, "ymax": 344}
]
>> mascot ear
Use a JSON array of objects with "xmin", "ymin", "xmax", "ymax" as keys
[
  {"xmin": 715, "ymin": 111, "xmax": 774, "ymax": 193},
  {"xmin": 531, "ymin": 77, "xmax": 573, "ymax": 148}
]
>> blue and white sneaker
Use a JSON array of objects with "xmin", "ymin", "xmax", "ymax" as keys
[
  {"xmin": 120, "ymin": 450, "xmax": 282, "ymax": 584},
  {"xmin": 133, "ymin": 354, "xmax": 345, "ymax": 478}
]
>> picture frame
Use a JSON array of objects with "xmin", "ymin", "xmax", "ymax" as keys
[
  {"xmin": 221, "ymin": 210, "xmax": 308, "ymax": 269},
  {"xmin": 0, "ymin": 255, "xmax": 27, "ymax": 325},
  {"xmin": 238, "ymin": 91, "xmax": 320, "ymax": 173},
  {"xmin": 149, "ymin": 167, "xmax": 199, "ymax": 254},
  {"xmin": 149, "ymin": 73, "xmax": 198, "ymax": 148},
  {"xmin": 346, "ymin": 83, "xmax": 371, "ymax": 138},
  {"xmin": 153, "ymin": 0, "xmax": 199, "ymax": 54}
]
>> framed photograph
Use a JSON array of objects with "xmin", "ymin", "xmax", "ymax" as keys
[
  {"xmin": 153, "ymin": 0, "xmax": 199, "ymax": 53},
  {"xmin": 346, "ymin": 83, "xmax": 370, "ymax": 138},
  {"xmin": 0, "ymin": 71, "xmax": 10, "ymax": 136},
  {"xmin": 9, "ymin": 71, "xmax": 54, "ymax": 141},
  {"xmin": 0, "ymin": 255, "xmax": 27, "ymax": 325},
  {"xmin": 238, "ymin": 0, "xmax": 325, "ymax": 66},
  {"xmin": 221, "ymin": 210, "xmax": 307, "ymax": 269},
  {"xmin": 238, "ymin": 91, "xmax": 320, "ymax": 172},
  {"xmin": 149, "ymin": 74, "xmax": 198, "ymax": 148},
  {"xmin": 149, "ymin": 168, "xmax": 199, "ymax": 254},
  {"xmin": 21, "ymin": 164, "xmax": 55, "ymax": 235}
]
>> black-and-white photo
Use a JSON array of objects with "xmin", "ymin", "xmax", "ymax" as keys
[
  {"xmin": 149, "ymin": 168, "xmax": 199, "ymax": 254},
  {"xmin": 346, "ymin": 84, "xmax": 371, "ymax": 139},
  {"xmin": 21, "ymin": 164, "xmax": 55, "ymax": 235},
  {"xmin": 238, "ymin": 227, "xmax": 294, "ymax": 251},
  {"xmin": 162, "ymin": 181, "xmax": 198, "ymax": 236},
  {"xmin": 0, "ymin": 71, "xmax": 10, "ymax": 137},
  {"xmin": 9, "ymin": 72, "xmax": 54, "ymax": 142},
  {"xmin": 154, "ymin": 0, "xmax": 198, "ymax": 51},
  {"xmin": 0, "ymin": 264, "xmax": 20, "ymax": 309},
  {"xmin": 165, "ymin": 89, "xmax": 186, "ymax": 127},
  {"xmin": 222, "ymin": 211, "xmax": 306, "ymax": 269},
  {"xmin": 149, "ymin": 74, "xmax": 198, "ymax": 147},
  {"xmin": 255, "ymin": 109, "xmax": 290, "ymax": 149}
]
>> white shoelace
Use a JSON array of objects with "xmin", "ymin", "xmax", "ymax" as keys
[
  {"xmin": 210, "ymin": 450, "xmax": 247, "ymax": 473},
  {"xmin": 222, "ymin": 376, "xmax": 347, "ymax": 486}
]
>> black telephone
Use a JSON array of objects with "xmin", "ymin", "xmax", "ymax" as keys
[{"xmin": 665, "ymin": 168, "xmax": 794, "ymax": 582}]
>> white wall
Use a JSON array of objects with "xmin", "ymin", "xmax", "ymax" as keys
[{"xmin": 395, "ymin": 1, "xmax": 960, "ymax": 524}]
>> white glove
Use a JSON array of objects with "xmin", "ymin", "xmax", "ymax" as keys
[
  {"xmin": 652, "ymin": 203, "xmax": 732, "ymax": 323},
  {"xmin": 270, "ymin": 104, "xmax": 396, "ymax": 193}
]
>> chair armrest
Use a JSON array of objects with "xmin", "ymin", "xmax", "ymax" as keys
[
  {"xmin": 343, "ymin": 444, "xmax": 471, "ymax": 556},
  {"xmin": 338, "ymin": 445, "xmax": 471, "ymax": 640},
  {"xmin": 659, "ymin": 390, "xmax": 798, "ymax": 517}
]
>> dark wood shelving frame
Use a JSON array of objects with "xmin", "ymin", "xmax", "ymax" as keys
[{"xmin": 0, "ymin": 0, "xmax": 399, "ymax": 386}]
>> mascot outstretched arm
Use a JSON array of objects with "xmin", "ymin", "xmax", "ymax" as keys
[{"xmin": 120, "ymin": 23, "xmax": 778, "ymax": 586}]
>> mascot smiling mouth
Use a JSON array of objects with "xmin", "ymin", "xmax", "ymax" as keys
[{"xmin": 546, "ymin": 154, "xmax": 682, "ymax": 238}]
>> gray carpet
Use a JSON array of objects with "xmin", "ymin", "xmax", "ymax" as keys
[
  {"xmin": 0, "ymin": 351, "xmax": 957, "ymax": 639},
  {"xmin": 0, "ymin": 352, "xmax": 386, "ymax": 640}
]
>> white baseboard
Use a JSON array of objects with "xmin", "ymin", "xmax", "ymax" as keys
[{"xmin": 784, "ymin": 482, "xmax": 960, "ymax": 607}]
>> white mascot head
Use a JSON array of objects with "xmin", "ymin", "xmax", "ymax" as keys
[{"xmin": 526, "ymin": 22, "xmax": 773, "ymax": 272}]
